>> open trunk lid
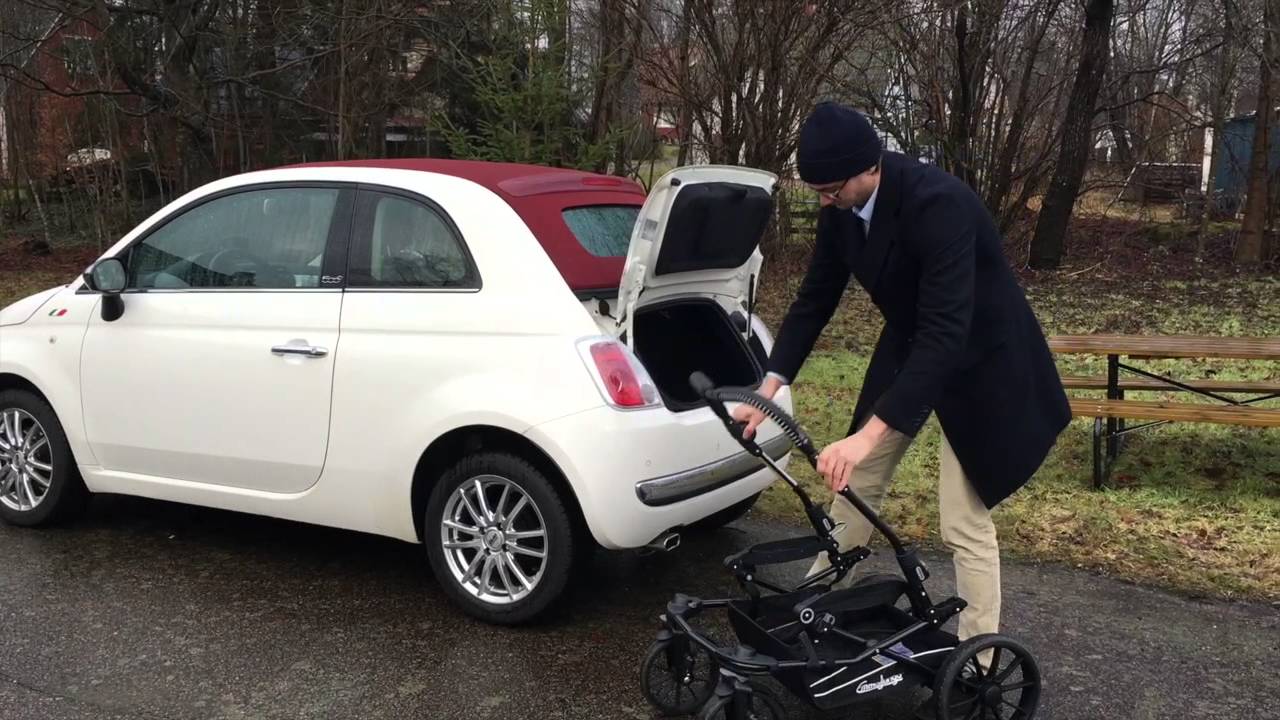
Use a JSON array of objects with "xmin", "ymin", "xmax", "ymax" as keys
[{"xmin": 615, "ymin": 166, "xmax": 777, "ymax": 345}]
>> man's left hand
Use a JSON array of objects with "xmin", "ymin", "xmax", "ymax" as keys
[{"xmin": 816, "ymin": 432, "xmax": 878, "ymax": 492}]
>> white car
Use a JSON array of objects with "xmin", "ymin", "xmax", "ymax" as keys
[{"xmin": 0, "ymin": 160, "xmax": 793, "ymax": 623}]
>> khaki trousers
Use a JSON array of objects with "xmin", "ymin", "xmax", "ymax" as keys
[{"xmin": 807, "ymin": 429, "xmax": 1001, "ymax": 644}]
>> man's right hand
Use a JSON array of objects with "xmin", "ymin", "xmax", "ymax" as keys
[{"xmin": 732, "ymin": 375, "xmax": 784, "ymax": 439}]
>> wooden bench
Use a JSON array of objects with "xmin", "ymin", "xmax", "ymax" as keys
[
  {"xmin": 788, "ymin": 199, "xmax": 821, "ymax": 243},
  {"xmin": 1068, "ymin": 398, "xmax": 1280, "ymax": 427},
  {"xmin": 1060, "ymin": 375, "xmax": 1280, "ymax": 394},
  {"xmin": 1050, "ymin": 335, "xmax": 1280, "ymax": 488}
]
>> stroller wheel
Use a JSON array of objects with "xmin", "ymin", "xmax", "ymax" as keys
[
  {"xmin": 933, "ymin": 634, "xmax": 1041, "ymax": 720},
  {"xmin": 698, "ymin": 681, "xmax": 785, "ymax": 720},
  {"xmin": 640, "ymin": 638, "xmax": 718, "ymax": 716}
]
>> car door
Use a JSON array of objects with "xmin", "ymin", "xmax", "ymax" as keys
[
  {"xmin": 79, "ymin": 183, "xmax": 355, "ymax": 494},
  {"xmin": 321, "ymin": 186, "xmax": 485, "ymax": 482}
]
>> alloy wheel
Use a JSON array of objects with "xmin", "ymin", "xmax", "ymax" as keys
[
  {"xmin": 0, "ymin": 408, "xmax": 53, "ymax": 512},
  {"xmin": 439, "ymin": 474, "xmax": 549, "ymax": 604}
]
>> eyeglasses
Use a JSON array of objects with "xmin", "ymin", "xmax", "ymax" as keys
[{"xmin": 817, "ymin": 176, "xmax": 851, "ymax": 201}]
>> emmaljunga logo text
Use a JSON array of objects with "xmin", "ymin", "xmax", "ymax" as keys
[{"xmin": 856, "ymin": 673, "xmax": 905, "ymax": 694}]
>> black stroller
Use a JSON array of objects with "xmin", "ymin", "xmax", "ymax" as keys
[{"xmin": 638, "ymin": 373, "xmax": 1042, "ymax": 720}]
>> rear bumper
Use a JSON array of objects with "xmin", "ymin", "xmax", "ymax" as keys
[
  {"xmin": 635, "ymin": 432, "xmax": 793, "ymax": 506},
  {"xmin": 523, "ymin": 386, "xmax": 794, "ymax": 549}
]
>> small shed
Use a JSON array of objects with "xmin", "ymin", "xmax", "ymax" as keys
[{"xmin": 1211, "ymin": 112, "xmax": 1280, "ymax": 203}]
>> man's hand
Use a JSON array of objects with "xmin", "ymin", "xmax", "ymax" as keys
[
  {"xmin": 816, "ymin": 416, "xmax": 892, "ymax": 491},
  {"xmin": 731, "ymin": 375, "xmax": 784, "ymax": 439}
]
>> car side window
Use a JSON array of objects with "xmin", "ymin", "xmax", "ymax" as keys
[
  {"xmin": 349, "ymin": 192, "xmax": 479, "ymax": 289},
  {"xmin": 128, "ymin": 187, "xmax": 341, "ymax": 290}
]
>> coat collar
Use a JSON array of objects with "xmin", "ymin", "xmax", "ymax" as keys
[
  {"xmin": 854, "ymin": 183, "xmax": 878, "ymax": 229},
  {"xmin": 852, "ymin": 152, "xmax": 905, "ymax": 295}
]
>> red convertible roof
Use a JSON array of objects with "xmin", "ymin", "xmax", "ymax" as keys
[{"xmin": 289, "ymin": 159, "xmax": 647, "ymax": 291}]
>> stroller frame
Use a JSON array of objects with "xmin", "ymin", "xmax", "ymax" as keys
[{"xmin": 639, "ymin": 373, "xmax": 1042, "ymax": 720}]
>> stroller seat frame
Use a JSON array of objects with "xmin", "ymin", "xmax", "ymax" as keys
[{"xmin": 638, "ymin": 373, "xmax": 1043, "ymax": 720}]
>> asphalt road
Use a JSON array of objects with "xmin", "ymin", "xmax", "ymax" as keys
[{"xmin": 1, "ymin": 495, "xmax": 1276, "ymax": 720}]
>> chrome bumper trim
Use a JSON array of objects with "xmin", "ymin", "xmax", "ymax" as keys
[{"xmin": 634, "ymin": 433, "xmax": 794, "ymax": 507}]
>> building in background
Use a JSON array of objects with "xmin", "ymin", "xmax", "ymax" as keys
[
  {"xmin": 1209, "ymin": 111, "xmax": 1280, "ymax": 205},
  {"xmin": 1, "ymin": 13, "xmax": 147, "ymax": 187}
]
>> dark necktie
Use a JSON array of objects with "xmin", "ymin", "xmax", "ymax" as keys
[{"xmin": 846, "ymin": 210, "xmax": 867, "ymax": 268}]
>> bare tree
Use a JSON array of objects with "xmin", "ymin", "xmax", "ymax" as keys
[
  {"xmin": 1104, "ymin": 0, "xmax": 1212, "ymax": 168},
  {"xmin": 1030, "ymin": 0, "xmax": 1117, "ymax": 269},
  {"xmin": 1196, "ymin": 0, "xmax": 1246, "ymax": 252},
  {"xmin": 584, "ymin": 0, "xmax": 647, "ymax": 173},
  {"xmin": 0, "ymin": 0, "xmax": 1267, "ymax": 270},
  {"xmin": 647, "ymin": 2, "xmax": 895, "ymax": 171},
  {"xmin": 834, "ymin": 0, "xmax": 1083, "ymax": 235},
  {"xmin": 1237, "ymin": 0, "xmax": 1278, "ymax": 264}
]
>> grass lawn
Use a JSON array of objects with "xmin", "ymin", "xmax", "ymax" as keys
[
  {"xmin": 1, "ymin": 268, "xmax": 73, "ymax": 302},
  {"xmin": 0, "ymin": 232, "xmax": 100, "ymax": 305}
]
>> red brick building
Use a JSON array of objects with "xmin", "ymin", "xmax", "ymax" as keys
[{"xmin": 1, "ymin": 14, "xmax": 145, "ymax": 185}]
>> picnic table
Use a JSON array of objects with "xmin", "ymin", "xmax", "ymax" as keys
[{"xmin": 1049, "ymin": 335, "xmax": 1280, "ymax": 488}]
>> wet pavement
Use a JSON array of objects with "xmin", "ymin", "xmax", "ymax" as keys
[{"xmin": 1, "ymin": 494, "xmax": 1276, "ymax": 720}]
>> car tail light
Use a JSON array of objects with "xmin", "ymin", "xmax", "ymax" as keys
[{"xmin": 577, "ymin": 337, "xmax": 661, "ymax": 409}]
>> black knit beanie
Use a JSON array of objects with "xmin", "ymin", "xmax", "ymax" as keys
[{"xmin": 796, "ymin": 102, "xmax": 882, "ymax": 185}]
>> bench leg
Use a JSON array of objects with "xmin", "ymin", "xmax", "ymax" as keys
[
  {"xmin": 1106, "ymin": 356, "xmax": 1121, "ymax": 461},
  {"xmin": 1116, "ymin": 388, "xmax": 1127, "ymax": 455},
  {"xmin": 1092, "ymin": 417, "xmax": 1106, "ymax": 489}
]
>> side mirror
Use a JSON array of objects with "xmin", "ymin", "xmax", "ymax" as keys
[
  {"xmin": 85, "ymin": 258, "xmax": 127, "ymax": 293},
  {"xmin": 83, "ymin": 258, "xmax": 127, "ymax": 322}
]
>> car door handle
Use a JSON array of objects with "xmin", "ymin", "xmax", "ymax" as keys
[{"xmin": 271, "ymin": 344, "xmax": 329, "ymax": 358}]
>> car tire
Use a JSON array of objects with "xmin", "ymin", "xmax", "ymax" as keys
[
  {"xmin": 0, "ymin": 389, "xmax": 89, "ymax": 527},
  {"xmin": 424, "ymin": 451, "xmax": 578, "ymax": 625},
  {"xmin": 687, "ymin": 492, "xmax": 760, "ymax": 533}
]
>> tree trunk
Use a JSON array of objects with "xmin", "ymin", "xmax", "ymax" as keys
[
  {"xmin": 676, "ymin": 0, "xmax": 694, "ymax": 166},
  {"xmin": 1237, "ymin": 0, "xmax": 1278, "ymax": 265},
  {"xmin": 1028, "ymin": 0, "xmax": 1116, "ymax": 270},
  {"xmin": 546, "ymin": 0, "xmax": 569, "ymax": 76},
  {"xmin": 588, "ymin": 0, "xmax": 621, "ymax": 171},
  {"xmin": 252, "ymin": 0, "xmax": 278, "ymax": 167},
  {"xmin": 1198, "ymin": 0, "xmax": 1240, "ymax": 254},
  {"xmin": 942, "ymin": 2, "xmax": 998, "ymax": 188},
  {"xmin": 1106, "ymin": 102, "xmax": 1133, "ymax": 166},
  {"xmin": 337, "ymin": 0, "xmax": 351, "ymax": 161},
  {"xmin": 108, "ymin": 59, "xmax": 132, "ymax": 226},
  {"xmin": 987, "ymin": 0, "xmax": 1059, "ymax": 223},
  {"xmin": 1197, "ymin": 121, "xmax": 1224, "ymax": 250},
  {"xmin": 367, "ymin": 107, "xmax": 387, "ymax": 159},
  {"xmin": 947, "ymin": 2, "xmax": 972, "ymax": 185},
  {"xmin": 26, "ymin": 178, "xmax": 51, "ymax": 255}
]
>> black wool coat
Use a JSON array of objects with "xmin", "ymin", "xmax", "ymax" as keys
[{"xmin": 768, "ymin": 152, "xmax": 1071, "ymax": 508}]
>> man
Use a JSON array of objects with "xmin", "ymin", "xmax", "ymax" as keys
[{"xmin": 736, "ymin": 102, "xmax": 1070, "ymax": 690}]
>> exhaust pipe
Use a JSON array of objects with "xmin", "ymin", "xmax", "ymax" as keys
[{"xmin": 643, "ymin": 531, "xmax": 681, "ymax": 553}]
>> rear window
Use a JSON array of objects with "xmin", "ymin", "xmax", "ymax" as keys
[{"xmin": 562, "ymin": 205, "xmax": 639, "ymax": 257}]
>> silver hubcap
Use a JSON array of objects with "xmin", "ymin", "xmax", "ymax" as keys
[
  {"xmin": 440, "ymin": 475, "xmax": 548, "ymax": 604},
  {"xmin": 0, "ymin": 409, "xmax": 53, "ymax": 512}
]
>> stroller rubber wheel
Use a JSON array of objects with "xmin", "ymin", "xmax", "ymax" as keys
[
  {"xmin": 933, "ymin": 634, "xmax": 1041, "ymax": 720},
  {"xmin": 697, "ymin": 682, "xmax": 786, "ymax": 720},
  {"xmin": 640, "ymin": 638, "xmax": 718, "ymax": 716}
]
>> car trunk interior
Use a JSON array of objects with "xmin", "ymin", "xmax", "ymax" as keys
[{"xmin": 631, "ymin": 298, "xmax": 763, "ymax": 412}]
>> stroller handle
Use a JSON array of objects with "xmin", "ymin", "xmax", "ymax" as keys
[
  {"xmin": 691, "ymin": 368, "xmax": 921, "ymax": 561},
  {"xmin": 689, "ymin": 371, "xmax": 818, "ymax": 465}
]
